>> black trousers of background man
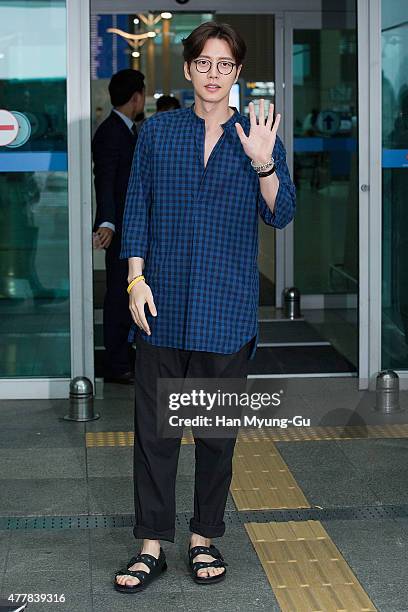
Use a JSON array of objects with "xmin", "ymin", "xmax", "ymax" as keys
[
  {"xmin": 103, "ymin": 233, "xmax": 135, "ymax": 377},
  {"xmin": 132, "ymin": 332, "xmax": 255, "ymax": 543}
]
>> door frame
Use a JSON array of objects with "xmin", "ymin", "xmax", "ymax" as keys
[{"xmin": 75, "ymin": 0, "xmax": 382, "ymax": 395}]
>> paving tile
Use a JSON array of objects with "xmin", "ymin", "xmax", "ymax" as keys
[
  {"xmin": 0, "ymin": 479, "xmax": 88, "ymax": 516},
  {"xmin": 0, "ymin": 448, "xmax": 86, "ymax": 479}
]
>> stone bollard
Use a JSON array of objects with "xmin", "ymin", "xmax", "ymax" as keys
[
  {"xmin": 375, "ymin": 370, "xmax": 402, "ymax": 413},
  {"xmin": 283, "ymin": 287, "xmax": 301, "ymax": 320},
  {"xmin": 64, "ymin": 376, "xmax": 100, "ymax": 422}
]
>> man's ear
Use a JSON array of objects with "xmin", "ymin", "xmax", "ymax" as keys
[
  {"xmin": 234, "ymin": 64, "xmax": 242, "ymax": 83},
  {"xmin": 184, "ymin": 61, "xmax": 192, "ymax": 82}
]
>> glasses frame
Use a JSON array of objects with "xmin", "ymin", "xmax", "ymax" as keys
[{"xmin": 192, "ymin": 58, "xmax": 237, "ymax": 76}]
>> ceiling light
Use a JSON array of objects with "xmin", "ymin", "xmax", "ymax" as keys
[
  {"xmin": 147, "ymin": 31, "xmax": 156, "ymax": 38},
  {"xmin": 133, "ymin": 18, "xmax": 139, "ymax": 24},
  {"xmin": 131, "ymin": 51, "xmax": 140, "ymax": 58},
  {"xmin": 160, "ymin": 12, "xmax": 172, "ymax": 19}
]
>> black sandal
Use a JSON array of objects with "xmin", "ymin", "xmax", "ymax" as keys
[
  {"xmin": 188, "ymin": 543, "xmax": 228, "ymax": 584},
  {"xmin": 114, "ymin": 547, "xmax": 167, "ymax": 593}
]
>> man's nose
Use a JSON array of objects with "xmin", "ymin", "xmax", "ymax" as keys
[{"xmin": 208, "ymin": 62, "xmax": 219, "ymax": 77}]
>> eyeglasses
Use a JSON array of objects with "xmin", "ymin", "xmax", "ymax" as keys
[{"xmin": 192, "ymin": 59, "xmax": 236, "ymax": 75}]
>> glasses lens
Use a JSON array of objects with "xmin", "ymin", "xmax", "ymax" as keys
[
  {"xmin": 196, "ymin": 60, "xmax": 210, "ymax": 72},
  {"xmin": 218, "ymin": 62, "xmax": 233, "ymax": 75}
]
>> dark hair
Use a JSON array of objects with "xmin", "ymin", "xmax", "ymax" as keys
[
  {"xmin": 156, "ymin": 95, "xmax": 181, "ymax": 112},
  {"xmin": 182, "ymin": 22, "xmax": 246, "ymax": 68},
  {"xmin": 109, "ymin": 69, "xmax": 145, "ymax": 107}
]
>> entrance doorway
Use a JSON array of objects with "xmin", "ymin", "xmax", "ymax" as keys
[{"xmin": 90, "ymin": 1, "xmax": 359, "ymax": 380}]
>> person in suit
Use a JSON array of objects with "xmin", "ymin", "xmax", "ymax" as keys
[
  {"xmin": 156, "ymin": 94, "xmax": 181, "ymax": 113},
  {"xmin": 92, "ymin": 69, "xmax": 146, "ymax": 384}
]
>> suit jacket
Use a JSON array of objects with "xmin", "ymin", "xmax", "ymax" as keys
[{"xmin": 92, "ymin": 111, "xmax": 137, "ymax": 236}]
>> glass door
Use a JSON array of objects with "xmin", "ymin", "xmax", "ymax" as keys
[
  {"xmin": 0, "ymin": 0, "xmax": 70, "ymax": 380},
  {"xmin": 284, "ymin": 10, "xmax": 359, "ymax": 368}
]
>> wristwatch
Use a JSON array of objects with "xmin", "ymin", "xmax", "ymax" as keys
[{"xmin": 258, "ymin": 165, "xmax": 276, "ymax": 178}]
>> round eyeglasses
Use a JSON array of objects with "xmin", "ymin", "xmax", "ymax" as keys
[{"xmin": 192, "ymin": 59, "xmax": 236, "ymax": 75}]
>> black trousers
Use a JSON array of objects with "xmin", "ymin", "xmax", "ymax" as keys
[
  {"xmin": 103, "ymin": 235, "xmax": 134, "ymax": 376},
  {"xmin": 132, "ymin": 332, "xmax": 255, "ymax": 543}
]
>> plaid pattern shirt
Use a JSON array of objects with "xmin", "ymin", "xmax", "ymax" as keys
[{"xmin": 120, "ymin": 105, "xmax": 296, "ymax": 359}]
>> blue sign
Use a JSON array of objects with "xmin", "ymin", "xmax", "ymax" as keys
[{"xmin": 91, "ymin": 14, "xmax": 130, "ymax": 79}]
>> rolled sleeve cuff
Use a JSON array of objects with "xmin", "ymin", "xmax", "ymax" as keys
[
  {"xmin": 259, "ymin": 180, "xmax": 296, "ymax": 229},
  {"xmin": 119, "ymin": 247, "xmax": 147, "ymax": 260}
]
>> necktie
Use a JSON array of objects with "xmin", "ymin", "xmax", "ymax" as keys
[{"xmin": 131, "ymin": 123, "xmax": 138, "ymax": 137}]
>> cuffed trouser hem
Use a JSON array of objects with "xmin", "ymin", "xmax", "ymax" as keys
[
  {"xmin": 189, "ymin": 518, "xmax": 225, "ymax": 539},
  {"xmin": 133, "ymin": 524, "xmax": 175, "ymax": 543}
]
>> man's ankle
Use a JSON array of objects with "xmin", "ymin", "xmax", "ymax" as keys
[{"xmin": 142, "ymin": 539, "xmax": 161, "ymax": 551}]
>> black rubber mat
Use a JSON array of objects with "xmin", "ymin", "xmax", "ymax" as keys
[
  {"xmin": 259, "ymin": 320, "xmax": 326, "ymax": 344},
  {"xmin": 2, "ymin": 504, "xmax": 408, "ymax": 530},
  {"xmin": 248, "ymin": 345, "xmax": 356, "ymax": 375}
]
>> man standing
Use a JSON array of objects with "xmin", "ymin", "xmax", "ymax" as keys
[
  {"xmin": 92, "ymin": 69, "xmax": 145, "ymax": 384},
  {"xmin": 114, "ymin": 22, "xmax": 296, "ymax": 592}
]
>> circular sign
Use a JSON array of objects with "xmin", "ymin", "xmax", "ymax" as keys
[
  {"xmin": 6, "ymin": 111, "xmax": 31, "ymax": 148},
  {"xmin": 0, "ymin": 109, "xmax": 19, "ymax": 146}
]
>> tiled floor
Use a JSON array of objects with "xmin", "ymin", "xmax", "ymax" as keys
[{"xmin": 1, "ymin": 379, "xmax": 408, "ymax": 611}]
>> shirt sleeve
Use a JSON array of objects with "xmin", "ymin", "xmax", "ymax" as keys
[
  {"xmin": 99, "ymin": 221, "xmax": 115, "ymax": 232},
  {"xmin": 120, "ymin": 120, "xmax": 152, "ymax": 260},
  {"xmin": 257, "ymin": 134, "xmax": 296, "ymax": 229}
]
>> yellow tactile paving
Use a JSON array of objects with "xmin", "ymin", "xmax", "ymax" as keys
[
  {"xmin": 86, "ymin": 430, "xmax": 194, "ymax": 447},
  {"xmin": 86, "ymin": 423, "xmax": 408, "ymax": 447},
  {"xmin": 245, "ymin": 521, "xmax": 377, "ymax": 611},
  {"xmin": 231, "ymin": 440, "xmax": 310, "ymax": 510}
]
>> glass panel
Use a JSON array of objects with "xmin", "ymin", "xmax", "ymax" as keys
[
  {"xmin": 381, "ymin": 1, "xmax": 408, "ymax": 369},
  {"xmin": 293, "ymin": 28, "xmax": 358, "ymax": 296},
  {"xmin": 0, "ymin": 0, "xmax": 70, "ymax": 378}
]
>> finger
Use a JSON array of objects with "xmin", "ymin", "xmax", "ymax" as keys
[
  {"xmin": 248, "ymin": 101, "xmax": 256, "ymax": 129},
  {"xmin": 235, "ymin": 122, "xmax": 248, "ymax": 146},
  {"xmin": 137, "ymin": 303, "xmax": 151, "ymax": 335},
  {"xmin": 129, "ymin": 300, "xmax": 141, "ymax": 327},
  {"xmin": 146, "ymin": 293, "xmax": 157, "ymax": 317},
  {"xmin": 259, "ymin": 98, "xmax": 265, "ymax": 126},
  {"xmin": 266, "ymin": 102, "xmax": 274, "ymax": 130},
  {"xmin": 272, "ymin": 113, "xmax": 281, "ymax": 135}
]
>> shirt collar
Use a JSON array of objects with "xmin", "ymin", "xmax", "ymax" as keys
[
  {"xmin": 113, "ymin": 108, "xmax": 134, "ymax": 132},
  {"xmin": 189, "ymin": 103, "xmax": 239, "ymax": 130}
]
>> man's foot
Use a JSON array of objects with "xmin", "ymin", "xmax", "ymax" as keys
[
  {"xmin": 189, "ymin": 534, "xmax": 225, "ymax": 579},
  {"xmin": 115, "ymin": 541, "xmax": 161, "ymax": 587}
]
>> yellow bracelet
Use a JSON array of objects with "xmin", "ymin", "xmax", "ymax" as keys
[{"xmin": 127, "ymin": 275, "xmax": 145, "ymax": 294}]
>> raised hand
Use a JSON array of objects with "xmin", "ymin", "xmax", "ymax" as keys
[{"xmin": 235, "ymin": 99, "xmax": 281, "ymax": 165}]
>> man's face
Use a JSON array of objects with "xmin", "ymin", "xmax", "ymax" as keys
[{"xmin": 184, "ymin": 37, "xmax": 242, "ymax": 105}]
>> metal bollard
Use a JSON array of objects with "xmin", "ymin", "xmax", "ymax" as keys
[
  {"xmin": 375, "ymin": 370, "xmax": 402, "ymax": 413},
  {"xmin": 283, "ymin": 287, "xmax": 301, "ymax": 319},
  {"xmin": 64, "ymin": 376, "xmax": 100, "ymax": 422}
]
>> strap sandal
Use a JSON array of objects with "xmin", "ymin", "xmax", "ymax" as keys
[
  {"xmin": 114, "ymin": 547, "xmax": 167, "ymax": 593},
  {"xmin": 188, "ymin": 543, "xmax": 228, "ymax": 584}
]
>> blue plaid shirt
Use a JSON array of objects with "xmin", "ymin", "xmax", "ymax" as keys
[{"xmin": 120, "ymin": 105, "xmax": 296, "ymax": 359}]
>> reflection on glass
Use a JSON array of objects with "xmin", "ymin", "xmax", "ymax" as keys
[
  {"xmin": 0, "ymin": 0, "xmax": 70, "ymax": 378},
  {"xmin": 293, "ymin": 29, "xmax": 358, "ymax": 297},
  {"xmin": 382, "ymin": 2, "xmax": 408, "ymax": 369}
]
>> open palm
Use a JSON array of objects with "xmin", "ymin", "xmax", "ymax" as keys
[{"xmin": 235, "ymin": 99, "xmax": 281, "ymax": 165}]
